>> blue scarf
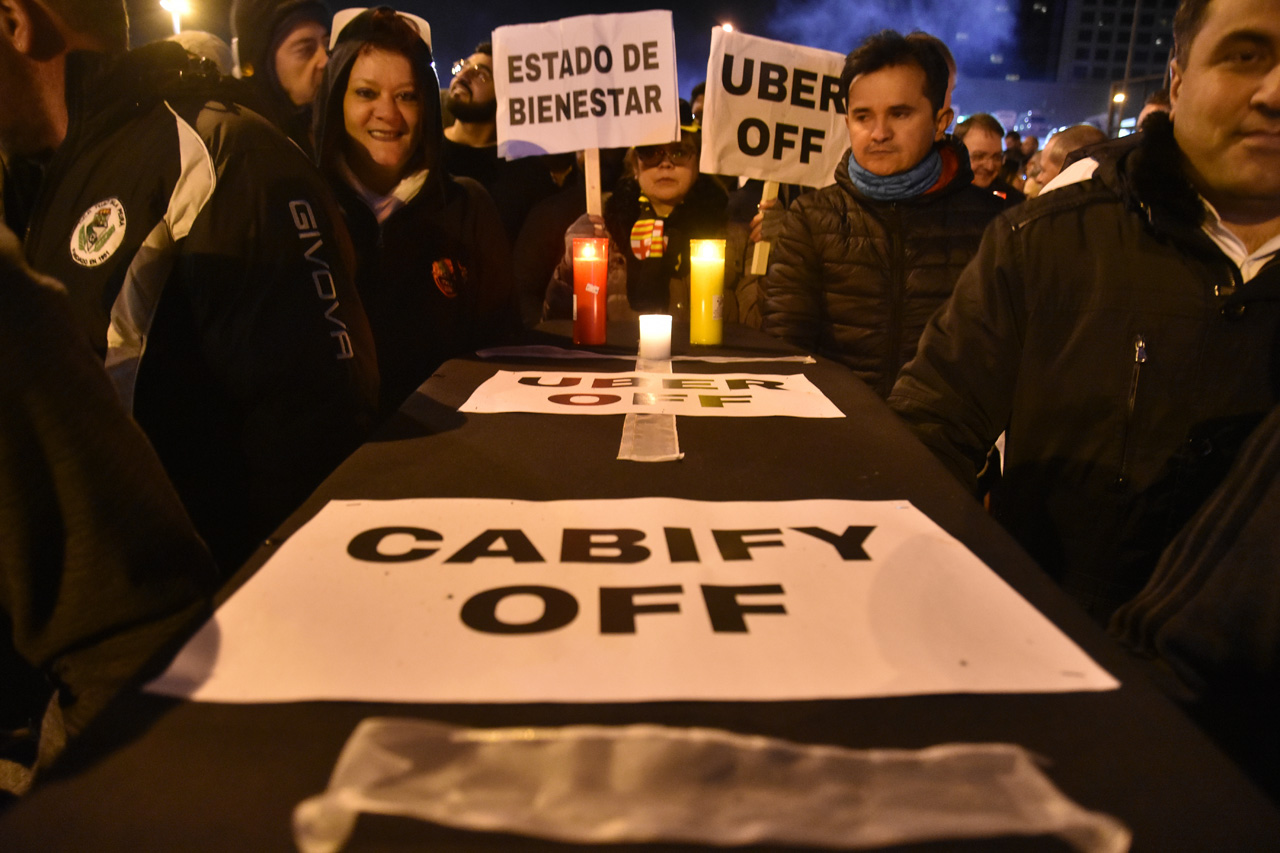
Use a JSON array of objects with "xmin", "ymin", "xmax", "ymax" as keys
[{"xmin": 846, "ymin": 148, "xmax": 943, "ymax": 201}]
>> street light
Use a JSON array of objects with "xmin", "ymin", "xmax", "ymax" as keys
[
  {"xmin": 160, "ymin": 0, "xmax": 190, "ymax": 35},
  {"xmin": 720, "ymin": 22, "xmax": 735, "ymax": 32},
  {"xmin": 1112, "ymin": 92, "xmax": 1127, "ymax": 103}
]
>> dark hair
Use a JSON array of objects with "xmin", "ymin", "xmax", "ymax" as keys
[
  {"xmin": 44, "ymin": 0, "xmax": 129, "ymax": 53},
  {"xmin": 840, "ymin": 30, "xmax": 949, "ymax": 115},
  {"xmin": 1173, "ymin": 0, "xmax": 1214, "ymax": 65},
  {"xmin": 1145, "ymin": 87, "xmax": 1171, "ymax": 107},
  {"xmin": 955, "ymin": 113, "xmax": 1005, "ymax": 141},
  {"xmin": 690, "ymin": 81, "xmax": 706, "ymax": 100},
  {"xmin": 351, "ymin": 6, "xmax": 427, "ymax": 62},
  {"xmin": 474, "ymin": 41, "xmax": 493, "ymax": 57},
  {"xmin": 324, "ymin": 7, "xmax": 438, "ymax": 177},
  {"xmin": 1004, "ymin": 129, "xmax": 1021, "ymax": 141},
  {"xmin": 905, "ymin": 31, "xmax": 955, "ymax": 76}
]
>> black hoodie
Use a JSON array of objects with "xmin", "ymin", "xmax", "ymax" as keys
[
  {"xmin": 230, "ymin": 0, "xmax": 330, "ymax": 156},
  {"xmin": 313, "ymin": 8, "xmax": 519, "ymax": 419}
]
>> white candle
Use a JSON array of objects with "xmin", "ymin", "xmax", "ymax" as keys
[{"xmin": 638, "ymin": 314, "xmax": 672, "ymax": 361}]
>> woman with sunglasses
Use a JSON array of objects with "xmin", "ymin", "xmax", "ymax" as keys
[
  {"xmin": 542, "ymin": 103, "xmax": 741, "ymax": 324},
  {"xmin": 313, "ymin": 7, "xmax": 519, "ymax": 419}
]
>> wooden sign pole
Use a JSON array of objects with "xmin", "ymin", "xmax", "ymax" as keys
[{"xmin": 750, "ymin": 180, "xmax": 780, "ymax": 275}]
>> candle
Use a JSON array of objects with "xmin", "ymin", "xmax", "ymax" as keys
[
  {"xmin": 638, "ymin": 314, "xmax": 672, "ymax": 361},
  {"xmin": 571, "ymin": 237, "xmax": 608, "ymax": 345},
  {"xmin": 689, "ymin": 238, "xmax": 725, "ymax": 345}
]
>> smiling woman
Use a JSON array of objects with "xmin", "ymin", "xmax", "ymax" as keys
[
  {"xmin": 342, "ymin": 48, "xmax": 422, "ymax": 194},
  {"xmin": 313, "ymin": 6, "xmax": 520, "ymax": 419}
]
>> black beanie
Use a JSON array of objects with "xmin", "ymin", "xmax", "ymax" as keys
[{"xmin": 231, "ymin": 0, "xmax": 330, "ymax": 78}]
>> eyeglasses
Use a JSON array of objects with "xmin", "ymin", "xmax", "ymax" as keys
[
  {"xmin": 450, "ymin": 59, "xmax": 492, "ymax": 83},
  {"xmin": 967, "ymin": 151, "xmax": 1004, "ymax": 165},
  {"xmin": 636, "ymin": 143, "xmax": 698, "ymax": 167}
]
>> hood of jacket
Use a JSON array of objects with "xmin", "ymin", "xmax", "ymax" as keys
[
  {"xmin": 231, "ymin": 0, "xmax": 329, "ymax": 80},
  {"xmin": 62, "ymin": 43, "xmax": 224, "ymax": 152},
  {"xmin": 312, "ymin": 9, "xmax": 443, "ymax": 192},
  {"xmin": 1086, "ymin": 112, "xmax": 1209, "ymax": 237}
]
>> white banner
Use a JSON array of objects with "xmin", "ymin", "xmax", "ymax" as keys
[
  {"xmin": 700, "ymin": 28, "xmax": 847, "ymax": 187},
  {"xmin": 494, "ymin": 12, "xmax": 680, "ymax": 159},
  {"xmin": 458, "ymin": 371, "xmax": 844, "ymax": 418},
  {"xmin": 149, "ymin": 498, "xmax": 1118, "ymax": 703}
]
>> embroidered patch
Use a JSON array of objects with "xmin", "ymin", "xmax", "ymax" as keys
[
  {"xmin": 630, "ymin": 218, "xmax": 666, "ymax": 260},
  {"xmin": 70, "ymin": 198, "xmax": 127, "ymax": 268},
  {"xmin": 432, "ymin": 258, "xmax": 467, "ymax": 298}
]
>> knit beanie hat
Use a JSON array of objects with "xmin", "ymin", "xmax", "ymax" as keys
[{"xmin": 231, "ymin": 0, "xmax": 330, "ymax": 78}]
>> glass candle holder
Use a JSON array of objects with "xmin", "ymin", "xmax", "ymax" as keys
[
  {"xmin": 572, "ymin": 237, "xmax": 608, "ymax": 345},
  {"xmin": 689, "ymin": 238, "xmax": 725, "ymax": 345},
  {"xmin": 638, "ymin": 314, "xmax": 672, "ymax": 361}
]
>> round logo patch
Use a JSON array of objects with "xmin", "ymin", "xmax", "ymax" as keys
[
  {"xmin": 431, "ymin": 258, "xmax": 467, "ymax": 298},
  {"xmin": 70, "ymin": 198, "xmax": 127, "ymax": 268}
]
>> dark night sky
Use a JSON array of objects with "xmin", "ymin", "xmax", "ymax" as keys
[
  {"xmin": 128, "ymin": 1, "xmax": 783, "ymax": 98},
  {"xmin": 127, "ymin": 0, "xmax": 1045, "ymax": 98}
]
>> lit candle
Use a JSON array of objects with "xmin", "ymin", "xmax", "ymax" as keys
[
  {"xmin": 160, "ymin": 0, "xmax": 189, "ymax": 34},
  {"xmin": 638, "ymin": 314, "xmax": 672, "ymax": 361},
  {"xmin": 571, "ymin": 237, "xmax": 608, "ymax": 345},
  {"xmin": 689, "ymin": 238, "xmax": 725, "ymax": 345}
]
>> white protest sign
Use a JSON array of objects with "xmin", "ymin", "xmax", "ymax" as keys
[
  {"xmin": 700, "ymin": 28, "xmax": 847, "ymax": 188},
  {"xmin": 494, "ymin": 12, "xmax": 680, "ymax": 159},
  {"xmin": 148, "ymin": 498, "xmax": 1118, "ymax": 704},
  {"xmin": 458, "ymin": 371, "xmax": 844, "ymax": 418}
]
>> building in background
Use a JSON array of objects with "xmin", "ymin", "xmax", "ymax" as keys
[{"xmin": 1058, "ymin": 0, "xmax": 1174, "ymax": 83}]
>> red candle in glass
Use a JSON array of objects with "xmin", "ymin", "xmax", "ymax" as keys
[{"xmin": 572, "ymin": 237, "xmax": 608, "ymax": 345}]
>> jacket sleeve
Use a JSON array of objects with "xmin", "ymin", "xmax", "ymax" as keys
[
  {"xmin": 0, "ymin": 226, "xmax": 217, "ymax": 751},
  {"xmin": 759, "ymin": 196, "xmax": 824, "ymax": 350},
  {"xmin": 175, "ymin": 133, "xmax": 378, "ymax": 557},
  {"xmin": 887, "ymin": 216, "xmax": 1025, "ymax": 493},
  {"xmin": 457, "ymin": 178, "xmax": 521, "ymax": 347}
]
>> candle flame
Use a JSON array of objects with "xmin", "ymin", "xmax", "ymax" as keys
[
  {"xmin": 579, "ymin": 242, "xmax": 597, "ymax": 259},
  {"xmin": 691, "ymin": 239, "xmax": 725, "ymax": 262}
]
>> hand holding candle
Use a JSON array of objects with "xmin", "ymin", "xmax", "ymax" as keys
[
  {"xmin": 689, "ymin": 239, "xmax": 726, "ymax": 345},
  {"xmin": 572, "ymin": 237, "xmax": 608, "ymax": 345}
]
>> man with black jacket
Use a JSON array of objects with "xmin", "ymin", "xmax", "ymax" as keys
[
  {"xmin": 0, "ymin": 0, "xmax": 379, "ymax": 572},
  {"xmin": 0, "ymin": 222, "xmax": 217, "ymax": 798},
  {"xmin": 760, "ymin": 31, "xmax": 1007, "ymax": 398},
  {"xmin": 889, "ymin": 0, "xmax": 1280, "ymax": 623},
  {"xmin": 230, "ymin": 0, "xmax": 331, "ymax": 156}
]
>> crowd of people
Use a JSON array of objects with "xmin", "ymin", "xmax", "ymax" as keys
[{"xmin": 1, "ymin": 0, "xmax": 1278, "ymax": 805}]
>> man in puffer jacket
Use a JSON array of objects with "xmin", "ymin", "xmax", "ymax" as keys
[{"xmin": 760, "ymin": 30, "xmax": 1007, "ymax": 398}]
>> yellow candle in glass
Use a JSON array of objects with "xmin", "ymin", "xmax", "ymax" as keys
[{"xmin": 689, "ymin": 238, "xmax": 725, "ymax": 345}]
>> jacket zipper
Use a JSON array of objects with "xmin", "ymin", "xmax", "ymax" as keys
[
  {"xmin": 1115, "ymin": 333, "xmax": 1147, "ymax": 487},
  {"xmin": 886, "ymin": 204, "xmax": 904, "ymax": 398}
]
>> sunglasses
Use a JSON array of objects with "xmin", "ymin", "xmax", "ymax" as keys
[
  {"xmin": 450, "ymin": 59, "xmax": 492, "ymax": 83},
  {"xmin": 636, "ymin": 143, "xmax": 698, "ymax": 167}
]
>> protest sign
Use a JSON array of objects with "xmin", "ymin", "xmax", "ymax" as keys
[
  {"xmin": 494, "ymin": 11, "xmax": 680, "ymax": 159},
  {"xmin": 700, "ymin": 28, "xmax": 847, "ymax": 188},
  {"xmin": 149, "ymin": 498, "xmax": 1118, "ymax": 703},
  {"xmin": 459, "ymin": 371, "xmax": 844, "ymax": 418}
]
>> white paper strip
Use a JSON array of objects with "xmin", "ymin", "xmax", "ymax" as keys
[{"xmin": 618, "ymin": 356, "xmax": 682, "ymax": 462}]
